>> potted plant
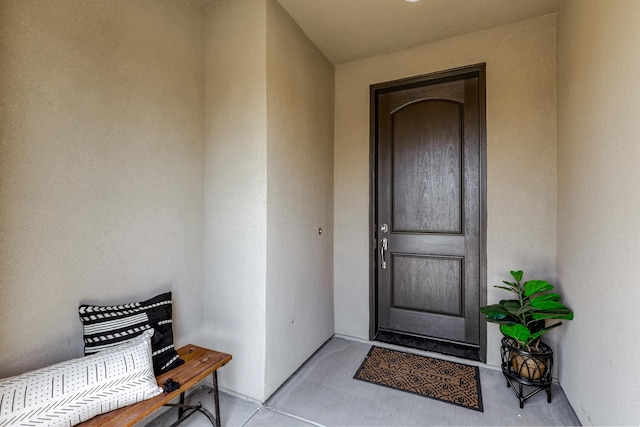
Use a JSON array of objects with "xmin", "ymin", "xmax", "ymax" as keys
[{"xmin": 480, "ymin": 270, "xmax": 574, "ymax": 406}]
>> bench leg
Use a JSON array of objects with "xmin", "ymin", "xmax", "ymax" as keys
[
  {"xmin": 178, "ymin": 392, "xmax": 185, "ymax": 419},
  {"xmin": 212, "ymin": 371, "xmax": 221, "ymax": 427},
  {"xmin": 163, "ymin": 372, "xmax": 222, "ymax": 427},
  {"xmin": 165, "ymin": 402, "xmax": 216, "ymax": 427}
]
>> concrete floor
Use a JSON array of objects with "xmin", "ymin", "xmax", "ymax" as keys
[{"xmin": 145, "ymin": 337, "xmax": 581, "ymax": 427}]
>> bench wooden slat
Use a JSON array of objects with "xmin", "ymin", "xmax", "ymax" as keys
[{"xmin": 78, "ymin": 345, "xmax": 232, "ymax": 426}]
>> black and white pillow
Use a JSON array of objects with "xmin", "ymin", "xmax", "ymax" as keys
[
  {"xmin": 0, "ymin": 330, "xmax": 162, "ymax": 426},
  {"xmin": 79, "ymin": 292, "xmax": 184, "ymax": 375}
]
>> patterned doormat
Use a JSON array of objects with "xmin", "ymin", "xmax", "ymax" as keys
[{"xmin": 354, "ymin": 346, "xmax": 483, "ymax": 412}]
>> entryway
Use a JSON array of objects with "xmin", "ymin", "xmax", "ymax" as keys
[
  {"xmin": 146, "ymin": 337, "xmax": 581, "ymax": 426},
  {"xmin": 369, "ymin": 64, "xmax": 487, "ymax": 361}
]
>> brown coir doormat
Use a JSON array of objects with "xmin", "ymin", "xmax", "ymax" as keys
[{"xmin": 354, "ymin": 346, "xmax": 483, "ymax": 412}]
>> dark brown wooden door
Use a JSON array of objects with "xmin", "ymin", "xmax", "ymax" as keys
[{"xmin": 371, "ymin": 65, "xmax": 486, "ymax": 361}]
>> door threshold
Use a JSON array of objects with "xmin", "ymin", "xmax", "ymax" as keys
[{"xmin": 374, "ymin": 330, "xmax": 483, "ymax": 362}]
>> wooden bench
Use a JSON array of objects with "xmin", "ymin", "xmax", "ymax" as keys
[{"xmin": 79, "ymin": 345, "xmax": 232, "ymax": 427}]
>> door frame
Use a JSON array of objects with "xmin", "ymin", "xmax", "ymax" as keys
[{"xmin": 368, "ymin": 63, "xmax": 488, "ymax": 362}]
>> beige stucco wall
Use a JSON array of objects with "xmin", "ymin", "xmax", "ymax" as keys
[
  {"xmin": 203, "ymin": 0, "xmax": 268, "ymax": 400},
  {"xmin": 204, "ymin": 0, "xmax": 335, "ymax": 401},
  {"xmin": 557, "ymin": 1, "xmax": 640, "ymax": 424},
  {"xmin": 334, "ymin": 15, "xmax": 558, "ymax": 367},
  {"xmin": 0, "ymin": 0, "xmax": 205, "ymax": 377},
  {"xmin": 265, "ymin": 0, "xmax": 335, "ymax": 397}
]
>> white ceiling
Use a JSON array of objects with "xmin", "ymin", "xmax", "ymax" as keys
[
  {"xmin": 195, "ymin": 0, "xmax": 561, "ymax": 65},
  {"xmin": 275, "ymin": 0, "xmax": 560, "ymax": 65}
]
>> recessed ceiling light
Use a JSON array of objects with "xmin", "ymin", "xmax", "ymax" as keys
[{"xmin": 405, "ymin": 0, "xmax": 422, "ymax": 2}]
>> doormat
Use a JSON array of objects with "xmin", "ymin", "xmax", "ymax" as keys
[{"xmin": 354, "ymin": 346, "xmax": 483, "ymax": 412}]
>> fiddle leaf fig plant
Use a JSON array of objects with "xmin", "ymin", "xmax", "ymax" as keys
[{"xmin": 480, "ymin": 270, "xmax": 574, "ymax": 351}]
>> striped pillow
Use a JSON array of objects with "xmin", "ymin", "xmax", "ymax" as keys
[
  {"xmin": 79, "ymin": 292, "xmax": 184, "ymax": 375},
  {"xmin": 0, "ymin": 330, "xmax": 162, "ymax": 426}
]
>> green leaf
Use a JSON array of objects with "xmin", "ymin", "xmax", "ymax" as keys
[
  {"xmin": 500, "ymin": 323, "xmax": 531, "ymax": 343},
  {"xmin": 529, "ymin": 322, "xmax": 564, "ymax": 342},
  {"xmin": 531, "ymin": 310, "xmax": 574, "ymax": 321},
  {"xmin": 510, "ymin": 270, "xmax": 523, "ymax": 282},
  {"xmin": 480, "ymin": 304, "xmax": 510, "ymax": 320},
  {"xmin": 528, "ymin": 329, "xmax": 546, "ymax": 343},
  {"xmin": 503, "ymin": 300, "xmax": 525, "ymax": 317},
  {"xmin": 531, "ymin": 293, "xmax": 561, "ymax": 302},
  {"xmin": 530, "ymin": 299, "xmax": 567, "ymax": 311},
  {"xmin": 524, "ymin": 280, "xmax": 554, "ymax": 296}
]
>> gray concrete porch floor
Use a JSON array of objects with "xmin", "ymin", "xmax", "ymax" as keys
[{"xmin": 145, "ymin": 337, "xmax": 581, "ymax": 427}]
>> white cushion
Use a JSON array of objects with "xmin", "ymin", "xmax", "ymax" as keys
[{"xmin": 0, "ymin": 329, "xmax": 162, "ymax": 426}]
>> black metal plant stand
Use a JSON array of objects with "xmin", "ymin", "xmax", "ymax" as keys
[{"xmin": 500, "ymin": 337, "xmax": 554, "ymax": 408}]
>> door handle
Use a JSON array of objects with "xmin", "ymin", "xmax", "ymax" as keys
[{"xmin": 380, "ymin": 237, "xmax": 388, "ymax": 269}]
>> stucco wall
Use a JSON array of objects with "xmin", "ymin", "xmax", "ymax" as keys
[
  {"xmin": 204, "ymin": 0, "xmax": 335, "ymax": 400},
  {"xmin": 264, "ymin": 0, "xmax": 335, "ymax": 397},
  {"xmin": 557, "ymin": 1, "xmax": 640, "ymax": 425},
  {"xmin": 203, "ymin": 0, "xmax": 268, "ymax": 401},
  {"xmin": 334, "ymin": 15, "xmax": 558, "ymax": 367},
  {"xmin": 0, "ymin": 0, "xmax": 205, "ymax": 377}
]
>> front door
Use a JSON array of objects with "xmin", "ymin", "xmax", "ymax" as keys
[{"xmin": 371, "ymin": 64, "xmax": 486, "ymax": 361}]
